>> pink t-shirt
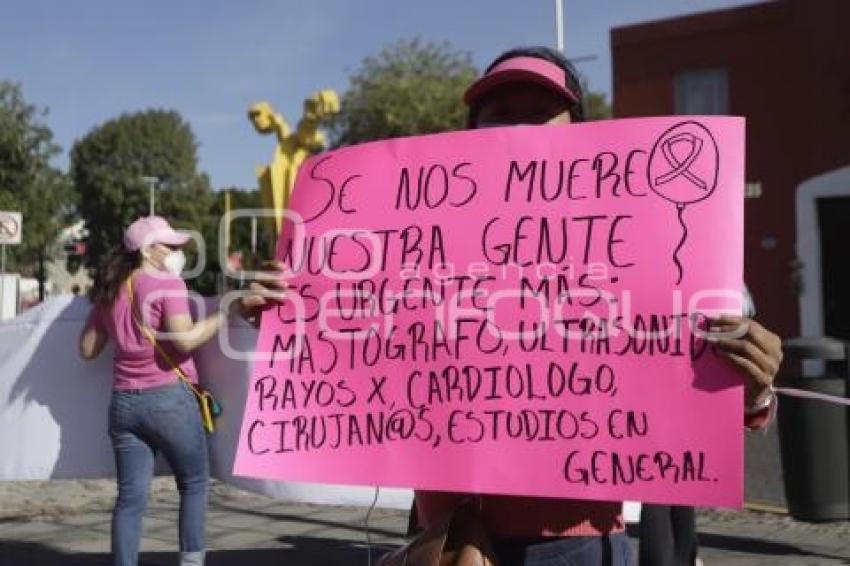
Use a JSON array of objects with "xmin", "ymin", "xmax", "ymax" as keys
[{"xmin": 90, "ymin": 270, "xmax": 199, "ymax": 391}]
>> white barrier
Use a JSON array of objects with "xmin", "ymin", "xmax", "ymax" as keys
[
  {"xmin": 0, "ymin": 296, "xmax": 412, "ymax": 510},
  {"xmin": 0, "ymin": 296, "xmax": 642, "ymax": 519}
]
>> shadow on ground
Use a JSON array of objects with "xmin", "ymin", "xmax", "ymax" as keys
[
  {"xmin": 0, "ymin": 536, "xmax": 399, "ymax": 566},
  {"xmin": 210, "ymin": 500, "xmax": 405, "ymax": 539},
  {"xmin": 697, "ymin": 532, "xmax": 850, "ymax": 563},
  {"xmin": 6, "ymin": 520, "xmax": 848, "ymax": 565}
]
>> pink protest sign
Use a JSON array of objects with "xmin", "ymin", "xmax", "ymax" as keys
[{"xmin": 234, "ymin": 116, "xmax": 746, "ymax": 507}]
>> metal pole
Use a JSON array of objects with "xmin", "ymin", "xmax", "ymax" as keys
[
  {"xmin": 37, "ymin": 248, "xmax": 45, "ymax": 302},
  {"xmin": 223, "ymin": 189, "xmax": 231, "ymax": 255},
  {"xmin": 251, "ymin": 216, "xmax": 257, "ymax": 255},
  {"xmin": 555, "ymin": 0, "xmax": 564, "ymax": 52},
  {"xmin": 0, "ymin": 243, "xmax": 5, "ymax": 319},
  {"xmin": 142, "ymin": 176, "xmax": 159, "ymax": 216}
]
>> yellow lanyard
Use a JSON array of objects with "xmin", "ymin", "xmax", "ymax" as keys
[
  {"xmin": 125, "ymin": 276, "xmax": 216, "ymax": 432},
  {"xmin": 125, "ymin": 277, "xmax": 201, "ymax": 397}
]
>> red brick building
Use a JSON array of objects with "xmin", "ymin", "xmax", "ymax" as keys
[{"xmin": 612, "ymin": 0, "xmax": 850, "ymax": 342}]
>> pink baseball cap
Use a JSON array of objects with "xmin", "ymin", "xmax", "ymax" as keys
[
  {"xmin": 123, "ymin": 216, "xmax": 190, "ymax": 251},
  {"xmin": 463, "ymin": 55, "xmax": 579, "ymax": 107}
]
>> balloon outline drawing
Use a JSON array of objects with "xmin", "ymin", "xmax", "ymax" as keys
[{"xmin": 647, "ymin": 121, "xmax": 720, "ymax": 284}]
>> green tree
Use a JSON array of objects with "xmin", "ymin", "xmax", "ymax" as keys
[
  {"xmin": 0, "ymin": 81, "xmax": 72, "ymax": 284},
  {"xmin": 208, "ymin": 187, "xmax": 274, "ymax": 278},
  {"xmin": 70, "ymin": 109, "xmax": 215, "ymax": 291},
  {"xmin": 330, "ymin": 38, "xmax": 478, "ymax": 146},
  {"xmin": 583, "ymin": 91, "xmax": 612, "ymax": 121}
]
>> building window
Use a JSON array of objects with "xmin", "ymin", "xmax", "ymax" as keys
[{"xmin": 674, "ymin": 68, "xmax": 729, "ymax": 115}]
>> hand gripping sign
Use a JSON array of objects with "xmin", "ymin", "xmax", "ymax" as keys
[{"xmin": 234, "ymin": 116, "xmax": 747, "ymax": 508}]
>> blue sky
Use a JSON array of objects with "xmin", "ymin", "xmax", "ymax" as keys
[{"xmin": 1, "ymin": 0, "xmax": 762, "ymax": 190}]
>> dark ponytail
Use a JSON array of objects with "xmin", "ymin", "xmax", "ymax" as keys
[{"xmin": 90, "ymin": 247, "xmax": 141, "ymax": 306}]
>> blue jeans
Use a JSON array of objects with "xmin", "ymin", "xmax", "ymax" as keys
[
  {"xmin": 494, "ymin": 533, "xmax": 634, "ymax": 566},
  {"xmin": 109, "ymin": 381, "xmax": 209, "ymax": 566}
]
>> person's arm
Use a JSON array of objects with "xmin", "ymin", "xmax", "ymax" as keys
[
  {"xmin": 166, "ymin": 261, "xmax": 287, "ymax": 347},
  {"xmin": 161, "ymin": 290, "xmax": 244, "ymax": 354},
  {"xmin": 708, "ymin": 315, "xmax": 782, "ymax": 428},
  {"xmin": 164, "ymin": 309, "xmax": 229, "ymax": 354},
  {"xmin": 154, "ymin": 275, "xmax": 235, "ymax": 354},
  {"xmin": 236, "ymin": 260, "xmax": 288, "ymax": 327},
  {"xmin": 744, "ymin": 391, "xmax": 777, "ymax": 430},
  {"xmin": 79, "ymin": 307, "xmax": 108, "ymax": 360}
]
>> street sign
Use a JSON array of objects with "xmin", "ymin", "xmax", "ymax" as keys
[{"xmin": 0, "ymin": 212, "xmax": 22, "ymax": 245}]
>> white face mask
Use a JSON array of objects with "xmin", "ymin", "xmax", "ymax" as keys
[{"xmin": 163, "ymin": 250, "xmax": 186, "ymax": 275}]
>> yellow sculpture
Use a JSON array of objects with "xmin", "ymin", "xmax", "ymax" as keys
[{"xmin": 248, "ymin": 90, "xmax": 340, "ymax": 239}]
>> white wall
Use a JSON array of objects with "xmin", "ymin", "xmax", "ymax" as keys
[
  {"xmin": 795, "ymin": 165, "xmax": 850, "ymax": 376},
  {"xmin": 0, "ymin": 274, "xmax": 18, "ymax": 321},
  {"xmin": 0, "ymin": 296, "xmax": 412, "ymax": 509},
  {"xmin": 0, "ymin": 296, "xmax": 646, "ymax": 518}
]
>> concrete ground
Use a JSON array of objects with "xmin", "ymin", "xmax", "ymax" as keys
[{"xmin": 0, "ymin": 481, "xmax": 848, "ymax": 566}]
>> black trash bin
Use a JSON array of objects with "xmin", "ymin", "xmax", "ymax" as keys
[{"xmin": 778, "ymin": 337, "xmax": 849, "ymax": 521}]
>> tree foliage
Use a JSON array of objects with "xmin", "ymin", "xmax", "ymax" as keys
[
  {"xmin": 330, "ymin": 38, "xmax": 477, "ymax": 146},
  {"xmin": 70, "ymin": 109, "xmax": 215, "ymax": 289},
  {"xmin": 584, "ymin": 91, "xmax": 613, "ymax": 121},
  {"xmin": 0, "ymin": 81, "xmax": 72, "ymax": 275},
  {"xmin": 208, "ymin": 186, "xmax": 274, "ymax": 274}
]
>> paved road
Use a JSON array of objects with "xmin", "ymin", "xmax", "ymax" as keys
[{"xmin": 0, "ymin": 482, "xmax": 848, "ymax": 565}]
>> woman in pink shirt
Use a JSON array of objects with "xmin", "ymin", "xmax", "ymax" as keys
[{"xmin": 79, "ymin": 216, "xmax": 250, "ymax": 566}]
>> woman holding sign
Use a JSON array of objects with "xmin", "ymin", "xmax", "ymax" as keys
[
  {"xmin": 78, "ymin": 216, "xmax": 284, "ymax": 566},
  {"xmin": 410, "ymin": 46, "xmax": 782, "ymax": 566}
]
